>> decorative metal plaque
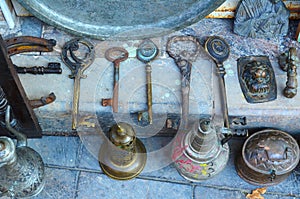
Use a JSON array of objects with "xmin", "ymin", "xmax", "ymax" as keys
[{"xmin": 237, "ymin": 56, "xmax": 277, "ymax": 103}]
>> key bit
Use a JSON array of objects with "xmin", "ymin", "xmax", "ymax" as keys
[
  {"xmin": 101, "ymin": 47, "xmax": 128, "ymax": 112},
  {"xmin": 61, "ymin": 38, "xmax": 95, "ymax": 130}
]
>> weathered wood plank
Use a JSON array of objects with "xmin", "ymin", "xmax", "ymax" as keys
[
  {"xmin": 208, "ymin": 0, "xmax": 300, "ymax": 19},
  {"xmin": 0, "ymin": 35, "xmax": 41, "ymax": 137}
]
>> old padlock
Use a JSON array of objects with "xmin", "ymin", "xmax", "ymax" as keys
[{"xmin": 0, "ymin": 106, "xmax": 44, "ymax": 198}]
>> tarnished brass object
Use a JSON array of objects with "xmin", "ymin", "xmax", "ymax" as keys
[
  {"xmin": 234, "ymin": 0, "xmax": 290, "ymax": 38},
  {"xmin": 236, "ymin": 129, "xmax": 299, "ymax": 186},
  {"xmin": 0, "ymin": 106, "xmax": 44, "ymax": 198},
  {"xmin": 205, "ymin": 36, "xmax": 230, "ymax": 130},
  {"xmin": 136, "ymin": 39, "xmax": 159, "ymax": 124},
  {"xmin": 172, "ymin": 118, "xmax": 229, "ymax": 181},
  {"xmin": 279, "ymin": 47, "xmax": 298, "ymax": 98},
  {"xmin": 166, "ymin": 36, "xmax": 201, "ymax": 128},
  {"xmin": 61, "ymin": 38, "xmax": 95, "ymax": 130},
  {"xmin": 99, "ymin": 122, "xmax": 147, "ymax": 180},
  {"xmin": 237, "ymin": 56, "xmax": 277, "ymax": 103}
]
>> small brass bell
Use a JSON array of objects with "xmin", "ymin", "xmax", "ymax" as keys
[
  {"xmin": 99, "ymin": 122, "xmax": 147, "ymax": 180},
  {"xmin": 172, "ymin": 118, "xmax": 229, "ymax": 181}
]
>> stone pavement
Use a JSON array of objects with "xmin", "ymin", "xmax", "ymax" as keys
[
  {"xmin": 16, "ymin": 136, "xmax": 300, "ymax": 199},
  {"xmin": 0, "ymin": 14, "xmax": 300, "ymax": 199}
]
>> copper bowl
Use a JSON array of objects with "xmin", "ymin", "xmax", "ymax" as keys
[{"xmin": 236, "ymin": 129, "xmax": 300, "ymax": 186}]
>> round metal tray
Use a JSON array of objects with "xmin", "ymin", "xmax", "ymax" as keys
[{"xmin": 18, "ymin": 0, "xmax": 225, "ymax": 40}]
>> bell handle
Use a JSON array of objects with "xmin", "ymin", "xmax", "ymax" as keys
[
  {"xmin": 219, "ymin": 127, "xmax": 233, "ymax": 146},
  {"xmin": 220, "ymin": 134, "xmax": 232, "ymax": 146},
  {"xmin": 5, "ymin": 105, "xmax": 27, "ymax": 147}
]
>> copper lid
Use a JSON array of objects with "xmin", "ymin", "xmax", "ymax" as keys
[{"xmin": 242, "ymin": 129, "xmax": 299, "ymax": 175}]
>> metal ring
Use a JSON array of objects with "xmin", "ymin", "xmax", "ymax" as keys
[
  {"xmin": 105, "ymin": 47, "xmax": 128, "ymax": 63},
  {"xmin": 204, "ymin": 36, "xmax": 229, "ymax": 64},
  {"xmin": 166, "ymin": 35, "xmax": 201, "ymax": 62},
  {"xmin": 61, "ymin": 38, "xmax": 95, "ymax": 73},
  {"xmin": 137, "ymin": 39, "xmax": 158, "ymax": 63}
]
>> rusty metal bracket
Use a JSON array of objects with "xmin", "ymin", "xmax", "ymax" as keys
[
  {"xmin": 29, "ymin": 92, "xmax": 56, "ymax": 109},
  {"xmin": 4, "ymin": 36, "xmax": 56, "ymax": 56}
]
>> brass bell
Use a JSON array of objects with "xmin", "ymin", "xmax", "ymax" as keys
[
  {"xmin": 172, "ymin": 118, "xmax": 229, "ymax": 181},
  {"xmin": 99, "ymin": 122, "xmax": 147, "ymax": 180}
]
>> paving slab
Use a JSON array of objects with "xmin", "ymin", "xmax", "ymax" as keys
[
  {"xmin": 77, "ymin": 141, "xmax": 102, "ymax": 171},
  {"xmin": 77, "ymin": 172, "xmax": 193, "ymax": 199},
  {"xmin": 28, "ymin": 136, "xmax": 81, "ymax": 167},
  {"xmin": 32, "ymin": 167, "xmax": 78, "ymax": 199},
  {"xmin": 194, "ymin": 186, "xmax": 299, "ymax": 199}
]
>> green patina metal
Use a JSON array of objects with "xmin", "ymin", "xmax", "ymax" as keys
[{"xmin": 17, "ymin": 0, "xmax": 226, "ymax": 40}]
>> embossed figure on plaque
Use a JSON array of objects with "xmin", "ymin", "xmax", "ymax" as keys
[
  {"xmin": 234, "ymin": 0, "xmax": 290, "ymax": 38},
  {"xmin": 238, "ymin": 56, "xmax": 277, "ymax": 103}
]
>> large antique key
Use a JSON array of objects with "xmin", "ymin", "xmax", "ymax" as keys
[
  {"xmin": 61, "ymin": 38, "xmax": 95, "ymax": 130},
  {"xmin": 205, "ymin": 36, "xmax": 231, "ymax": 139},
  {"xmin": 102, "ymin": 47, "xmax": 128, "ymax": 112},
  {"xmin": 136, "ymin": 39, "xmax": 158, "ymax": 124},
  {"xmin": 167, "ymin": 36, "xmax": 201, "ymax": 128}
]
